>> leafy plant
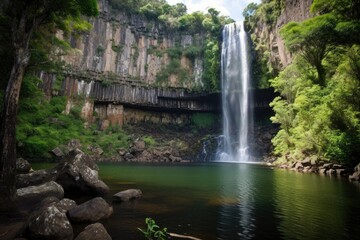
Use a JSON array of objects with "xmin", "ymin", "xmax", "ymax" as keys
[{"xmin": 138, "ymin": 218, "xmax": 168, "ymax": 240}]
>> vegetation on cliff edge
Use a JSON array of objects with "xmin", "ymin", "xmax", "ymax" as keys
[{"xmin": 245, "ymin": 0, "xmax": 360, "ymax": 165}]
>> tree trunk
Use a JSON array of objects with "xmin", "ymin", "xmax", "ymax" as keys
[
  {"xmin": 0, "ymin": 46, "xmax": 29, "ymax": 212},
  {"xmin": 315, "ymin": 63, "xmax": 326, "ymax": 87}
]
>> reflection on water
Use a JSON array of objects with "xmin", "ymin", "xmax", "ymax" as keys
[
  {"xmin": 32, "ymin": 163, "xmax": 360, "ymax": 239},
  {"xmin": 217, "ymin": 164, "xmax": 255, "ymax": 239}
]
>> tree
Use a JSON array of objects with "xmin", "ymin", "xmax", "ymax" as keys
[
  {"xmin": 280, "ymin": 14, "xmax": 337, "ymax": 86},
  {"xmin": 0, "ymin": 0, "xmax": 98, "ymax": 212}
]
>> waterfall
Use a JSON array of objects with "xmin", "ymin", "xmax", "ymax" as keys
[{"xmin": 218, "ymin": 21, "xmax": 252, "ymax": 162}]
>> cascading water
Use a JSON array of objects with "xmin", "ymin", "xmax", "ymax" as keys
[{"xmin": 218, "ymin": 21, "xmax": 252, "ymax": 162}]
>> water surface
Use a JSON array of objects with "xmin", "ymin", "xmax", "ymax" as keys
[{"xmin": 94, "ymin": 163, "xmax": 360, "ymax": 240}]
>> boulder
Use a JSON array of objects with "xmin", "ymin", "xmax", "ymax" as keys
[
  {"xmin": 131, "ymin": 139, "xmax": 146, "ymax": 153},
  {"xmin": 16, "ymin": 181, "xmax": 64, "ymax": 203},
  {"xmin": 68, "ymin": 197, "xmax": 113, "ymax": 222},
  {"xmin": 75, "ymin": 223, "xmax": 112, "ymax": 240},
  {"xmin": 301, "ymin": 157, "xmax": 311, "ymax": 167},
  {"xmin": 53, "ymin": 198, "xmax": 77, "ymax": 214},
  {"xmin": 56, "ymin": 149, "xmax": 109, "ymax": 196},
  {"xmin": 16, "ymin": 168, "xmax": 57, "ymax": 188},
  {"xmin": 294, "ymin": 162, "xmax": 304, "ymax": 171},
  {"xmin": 349, "ymin": 171, "xmax": 360, "ymax": 181},
  {"xmin": 92, "ymin": 147, "xmax": 103, "ymax": 156},
  {"xmin": 124, "ymin": 152, "xmax": 134, "ymax": 161},
  {"xmin": 310, "ymin": 158, "xmax": 318, "ymax": 166},
  {"xmin": 169, "ymin": 155, "xmax": 182, "ymax": 162},
  {"xmin": 16, "ymin": 158, "xmax": 31, "ymax": 173},
  {"xmin": 336, "ymin": 169, "xmax": 347, "ymax": 176},
  {"xmin": 322, "ymin": 163, "xmax": 333, "ymax": 169},
  {"xmin": 27, "ymin": 205, "xmax": 73, "ymax": 240},
  {"xmin": 51, "ymin": 147, "xmax": 64, "ymax": 158},
  {"xmin": 117, "ymin": 148, "xmax": 127, "ymax": 156},
  {"xmin": 113, "ymin": 189, "xmax": 142, "ymax": 202},
  {"xmin": 319, "ymin": 168, "xmax": 327, "ymax": 174},
  {"xmin": 327, "ymin": 169, "xmax": 336, "ymax": 175},
  {"xmin": 332, "ymin": 164, "xmax": 343, "ymax": 169},
  {"xmin": 68, "ymin": 139, "xmax": 82, "ymax": 150},
  {"xmin": 355, "ymin": 162, "xmax": 360, "ymax": 172}
]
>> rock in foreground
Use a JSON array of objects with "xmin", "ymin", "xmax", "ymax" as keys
[
  {"xmin": 56, "ymin": 149, "xmax": 110, "ymax": 196},
  {"xmin": 27, "ymin": 205, "xmax": 73, "ymax": 240},
  {"xmin": 68, "ymin": 197, "xmax": 113, "ymax": 222},
  {"xmin": 16, "ymin": 181, "xmax": 64, "ymax": 203},
  {"xmin": 75, "ymin": 223, "xmax": 112, "ymax": 240},
  {"xmin": 113, "ymin": 189, "xmax": 142, "ymax": 202}
]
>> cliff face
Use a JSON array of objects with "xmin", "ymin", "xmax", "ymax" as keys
[
  {"xmin": 252, "ymin": 0, "xmax": 313, "ymax": 71},
  {"xmin": 63, "ymin": 0, "xmax": 204, "ymax": 88}
]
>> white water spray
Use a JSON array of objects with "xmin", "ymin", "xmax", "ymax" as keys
[{"xmin": 218, "ymin": 21, "xmax": 252, "ymax": 162}]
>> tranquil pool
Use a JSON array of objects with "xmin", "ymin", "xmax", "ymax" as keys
[{"xmin": 92, "ymin": 163, "xmax": 360, "ymax": 240}]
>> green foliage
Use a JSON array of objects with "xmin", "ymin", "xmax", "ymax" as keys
[
  {"xmin": 270, "ymin": 50, "xmax": 360, "ymax": 164},
  {"xmin": 143, "ymin": 136, "xmax": 156, "ymax": 147},
  {"xmin": 138, "ymin": 218, "xmax": 168, "ymax": 240},
  {"xmin": 16, "ymin": 75, "xmax": 130, "ymax": 158},
  {"xmin": 191, "ymin": 113, "xmax": 217, "ymax": 129},
  {"xmin": 202, "ymin": 40, "xmax": 220, "ymax": 91}
]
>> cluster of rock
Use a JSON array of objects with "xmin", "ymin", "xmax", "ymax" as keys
[
  {"xmin": 12, "ymin": 149, "xmax": 143, "ymax": 240},
  {"xmin": 116, "ymin": 139, "xmax": 185, "ymax": 163},
  {"xmin": 51, "ymin": 138, "xmax": 189, "ymax": 163},
  {"xmin": 279, "ymin": 158, "xmax": 360, "ymax": 181}
]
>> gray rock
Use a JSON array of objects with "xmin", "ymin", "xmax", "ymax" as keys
[
  {"xmin": 75, "ymin": 223, "xmax": 112, "ymax": 240},
  {"xmin": 301, "ymin": 157, "xmax": 311, "ymax": 167},
  {"xmin": 332, "ymin": 164, "xmax": 343, "ymax": 169},
  {"xmin": 310, "ymin": 158, "xmax": 318, "ymax": 166},
  {"xmin": 322, "ymin": 163, "xmax": 333, "ymax": 169},
  {"xmin": 327, "ymin": 169, "xmax": 336, "ymax": 175},
  {"xmin": 113, "ymin": 189, "xmax": 142, "ymax": 202},
  {"xmin": 16, "ymin": 168, "xmax": 57, "ymax": 188},
  {"xmin": 118, "ymin": 148, "xmax": 127, "ymax": 156},
  {"xmin": 349, "ymin": 171, "xmax": 360, "ymax": 181},
  {"xmin": 319, "ymin": 168, "xmax": 327, "ymax": 174},
  {"xmin": 52, "ymin": 147, "xmax": 64, "ymax": 158},
  {"xmin": 27, "ymin": 205, "xmax": 73, "ymax": 240},
  {"xmin": 68, "ymin": 197, "xmax": 113, "ymax": 222},
  {"xmin": 53, "ymin": 198, "xmax": 77, "ymax": 214},
  {"xmin": 354, "ymin": 162, "xmax": 360, "ymax": 172},
  {"xmin": 68, "ymin": 139, "xmax": 82, "ymax": 150},
  {"xmin": 336, "ymin": 169, "xmax": 347, "ymax": 176},
  {"xmin": 16, "ymin": 158, "xmax": 31, "ymax": 173},
  {"xmin": 16, "ymin": 181, "xmax": 64, "ymax": 203},
  {"xmin": 92, "ymin": 147, "xmax": 103, "ymax": 156},
  {"xmin": 56, "ymin": 149, "xmax": 109, "ymax": 196},
  {"xmin": 124, "ymin": 152, "xmax": 134, "ymax": 161},
  {"xmin": 169, "ymin": 155, "xmax": 182, "ymax": 162},
  {"xmin": 294, "ymin": 162, "xmax": 304, "ymax": 171},
  {"xmin": 131, "ymin": 139, "xmax": 146, "ymax": 153}
]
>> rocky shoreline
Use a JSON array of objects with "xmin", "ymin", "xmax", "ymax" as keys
[
  {"xmin": 273, "ymin": 158, "xmax": 360, "ymax": 182},
  {"xmin": 1, "ymin": 149, "xmax": 142, "ymax": 240}
]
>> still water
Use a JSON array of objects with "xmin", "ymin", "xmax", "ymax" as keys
[{"xmin": 92, "ymin": 163, "xmax": 360, "ymax": 240}]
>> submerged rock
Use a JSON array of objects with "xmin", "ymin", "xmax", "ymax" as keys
[
  {"xmin": 75, "ymin": 223, "xmax": 112, "ymax": 240},
  {"xmin": 27, "ymin": 205, "xmax": 73, "ymax": 240},
  {"xmin": 56, "ymin": 149, "xmax": 110, "ymax": 196},
  {"xmin": 113, "ymin": 189, "xmax": 142, "ymax": 202},
  {"xmin": 68, "ymin": 197, "xmax": 113, "ymax": 222}
]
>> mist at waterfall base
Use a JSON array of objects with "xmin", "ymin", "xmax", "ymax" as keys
[{"xmin": 216, "ymin": 21, "xmax": 253, "ymax": 163}]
